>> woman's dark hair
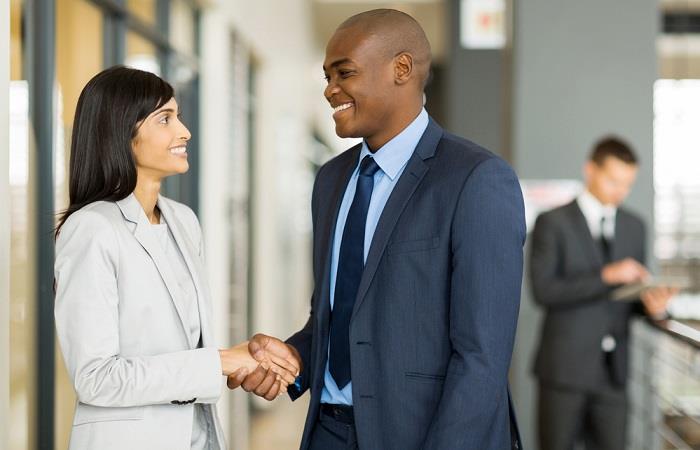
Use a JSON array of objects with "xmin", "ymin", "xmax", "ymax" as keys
[{"xmin": 55, "ymin": 65, "xmax": 174, "ymax": 236}]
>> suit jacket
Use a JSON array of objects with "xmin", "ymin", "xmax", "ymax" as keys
[
  {"xmin": 530, "ymin": 200, "xmax": 646, "ymax": 390},
  {"xmin": 287, "ymin": 119, "xmax": 526, "ymax": 450},
  {"xmin": 54, "ymin": 193, "xmax": 225, "ymax": 450}
]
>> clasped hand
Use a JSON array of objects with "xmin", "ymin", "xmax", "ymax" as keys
[{"xmin": 221, "ymin": 334, "xmax": 302, "ymax": 401}]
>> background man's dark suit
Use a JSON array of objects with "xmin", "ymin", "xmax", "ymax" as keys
[
  {"xmin": 530, "ymin": 200, "xmax": 645, "ymax": 448},
  {"xmin": 287, "ymin": 119, "xmax": 526, "ymax": 450}
]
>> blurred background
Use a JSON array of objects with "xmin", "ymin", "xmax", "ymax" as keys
[{"xmin": 2, "ymin": 0, "xmax": 700, "ymax": 449}]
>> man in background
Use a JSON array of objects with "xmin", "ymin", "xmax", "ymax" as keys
[{"xmin": 530, "ymin": 136, "xmax": 676, "ymax": 450}]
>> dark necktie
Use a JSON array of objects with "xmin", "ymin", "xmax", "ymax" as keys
[
  {"xmin": 600, "ymin": 215, "xmax": 622, "ymax": 386},
  {"xmin": 599, "ymin": 216, "xmax": 613, "ymax": 263},
  {"xmin": 329, "ymin": 155, "xmax": 380, "ymax": 389}
]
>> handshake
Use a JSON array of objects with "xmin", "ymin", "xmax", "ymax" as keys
[{"xmin": 219, "ymin": 334, "xmax": 302, "ymax": 400}]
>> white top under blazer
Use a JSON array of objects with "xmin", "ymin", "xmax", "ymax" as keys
[{"xmin": 55, "ymin": 193, "xmax": 226, "ymax": 450}]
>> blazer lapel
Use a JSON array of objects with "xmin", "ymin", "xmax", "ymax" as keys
[
  {"xmin": 158, "ymin": 196, "xmax": 210, "ymax": 348},
  {"xmin": 351, "ymin": 119, "xmax": 443, "ymax": 321},
  {"xmin": 567, "ymin": 201, "xmax": 604, "ymax": 268},
  {"xmin": 116, "ymin": 194, "xmax": 195, "ymax": 348}
]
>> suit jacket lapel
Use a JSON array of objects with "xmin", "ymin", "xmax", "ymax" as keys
[
  {"xmin": 567, "ymin": 201, "xmax": 604, "ymax": 267},
  {"xmin": 613, "ymin": 210, "xmax": 632, "ymax": 262},
  {"xmin": 116, "ymin": 194, "xmax": 195, "ymax": 349},
  {"xmin": 317, "ymin": 147, "xmax": 361, "ymax": 338},
  {"xmin": 158, "ymin": 196, "xmax": 210, "ymax": 348},
  {"xmin": 351, "ymin": 119, "xmax": 443, "ymax": 321}
]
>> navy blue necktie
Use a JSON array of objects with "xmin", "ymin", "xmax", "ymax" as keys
[{"xmin": 329, "ymin": 155, "xmax": 380, "ymax": 389}]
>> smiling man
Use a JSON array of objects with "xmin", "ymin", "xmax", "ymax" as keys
[{"xmin": 228, "ymin": 9, "xmax": 526, "ymax": 450}]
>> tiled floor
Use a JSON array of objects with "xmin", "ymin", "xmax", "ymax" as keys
[{"xmin": 250, "ymin": 395, "xmax": 310, "ymax": 450}]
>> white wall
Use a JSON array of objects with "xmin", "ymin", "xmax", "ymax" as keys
[
  {"xmin": 1, "ymin": 0, "xmax": 11, "ymax": 447},
  {"xmin": 218, "ymin": 0, "xmax": 317, "ymax": 345},
  {"xmin": 199, "ymin": 7, "xmax": 238, "ymax": 446},
  {"xmin": 199, "ymin": 0, "xmax": 320, "ymax": 447},
  {"xmin": 199, "ymin": 0, "xmax": 318, "ymax": 357}
]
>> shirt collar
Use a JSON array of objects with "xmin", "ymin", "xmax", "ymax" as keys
[
  {"xmin": 577, "ymin": 189, "xmax": 617, "ymax": 220},
  {"xmin": 357, "ymin": 108, "xmax": 429, "ymax": 181}
]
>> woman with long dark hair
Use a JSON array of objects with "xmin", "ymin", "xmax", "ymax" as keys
[{"xmin": 54, "ymin": 66, "xmax": 299, "ymax": 450}]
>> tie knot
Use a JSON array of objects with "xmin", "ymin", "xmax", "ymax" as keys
[{"xmin": 359, "ymin": 156, "xmax": 380, "ymax": 177}]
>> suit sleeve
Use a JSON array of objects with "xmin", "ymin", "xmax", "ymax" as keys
[
  {"xmin": 529, "ymin": 213, "xmax": 612, "ymax": 309},
  {"xmin": 285, "ymin": 163, "xmax": 328, "ymax": 399},
  {"xmin": 286, "ymin": 313, "xmax": 313, "ymax": 400},
  {"xmin": 422, "ymin": 157, "xmax": 525, "ymax": 449},
  {"xmin": 54, "ymin": 210, "xmax": 222, "ymax": 407},
  {"xmin": 632, "ymin": 219, "xmax": 655, "ymax": 317}
]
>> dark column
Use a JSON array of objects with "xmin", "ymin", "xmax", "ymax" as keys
[
  {"xmin": 26, "ymin": 0, "xmax": 56, "ymax": 448},
  {"xmin": 444, "ymin": 0, "xmax": 510, "ymax": 160}
]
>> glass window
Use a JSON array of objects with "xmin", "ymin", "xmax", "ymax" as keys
[
  {"xmin": 55, "ymin": 1, "xmax": 104, "ymax": 448},
  {"xmin": 656, "ymin": 12, "xmax": 700, "ymax": 290},
  {"xmin": 9, "ymin": 1, "xmax": 201, "ymax": 449},
  {"xmin": 126, "ymin": 31, "xmax": 161, "ymax": 75},
  {"xmin": 9, "ymin": 81, "xmax": 33, "ymax": 450},
  {"xmin": 654, "ymin": 80, "xmax": 700, "ymax": 259},
  {"xmin": 9, "ymin": 1, "xmax": 34, "ymax": 449},
  {"xmin": 127, "ymin": 0, "xmax": 157, "ymax": 26},
  {"xmin": 10, "ymin": 0, "xmax": 22, "ymax": 80},
  {"xmin": 170, "ymin": 0, "xmax": 195, "ymax": 55}
]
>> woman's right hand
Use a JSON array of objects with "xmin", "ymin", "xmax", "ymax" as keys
[
  {"xmin": 225, "ymin": 334, "xmax": 303, "ymax": 400},
  {"xmin": 218, "ymin": 342, "xmax": 298, "ymax": 387}
]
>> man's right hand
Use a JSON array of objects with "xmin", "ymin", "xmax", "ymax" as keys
[
  {"xmin": 601, "ymin": 257, "xmax": 650, "ymax": 285},
  {"xmin": 227, "ymin": 334, "xmax": 302, "ymax": 401}
]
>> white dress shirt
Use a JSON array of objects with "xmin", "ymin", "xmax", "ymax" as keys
[
  {"xmin": 577, "ymin": 189, "xmax": 617, "ymax": 241},
  {"xmin": 153, "ymin": 220, "xmax": 213, "ymax": 450}
]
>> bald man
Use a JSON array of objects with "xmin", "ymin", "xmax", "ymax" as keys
[{"xmin": 228, "ymin": 9, "xmax": 525, "ymax": 450}]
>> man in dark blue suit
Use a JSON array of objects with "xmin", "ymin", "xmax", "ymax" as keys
[{"xmin": 228, "ymin": 9, "xmax": 525, "ymax": 450}]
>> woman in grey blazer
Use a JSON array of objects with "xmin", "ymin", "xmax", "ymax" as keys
[{"xmin": 54, "ymin": 66, "xmax": 299, "ymax": 450}]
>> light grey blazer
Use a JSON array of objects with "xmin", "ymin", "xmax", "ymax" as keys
[{"xmin": 55, "ymin": 193, "xmax": 226, "ymax": 450}]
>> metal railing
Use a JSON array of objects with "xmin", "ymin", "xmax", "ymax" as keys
[{"xmin": 629, "ymin": 318, "xmax": 700, "ymax": 450}]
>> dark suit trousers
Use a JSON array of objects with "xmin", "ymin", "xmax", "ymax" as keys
[
  {"xmin": 308, "ymin": 411, "xmax": 358, "ymax": 450},
  {"xmin": 538, "ymin": 381, "xmax": 627, "ymax": 450}
]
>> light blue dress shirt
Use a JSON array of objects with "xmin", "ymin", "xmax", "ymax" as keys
[{"xmin": 321, "ymin": 108, "xmax": 430, "ymax": 405}]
